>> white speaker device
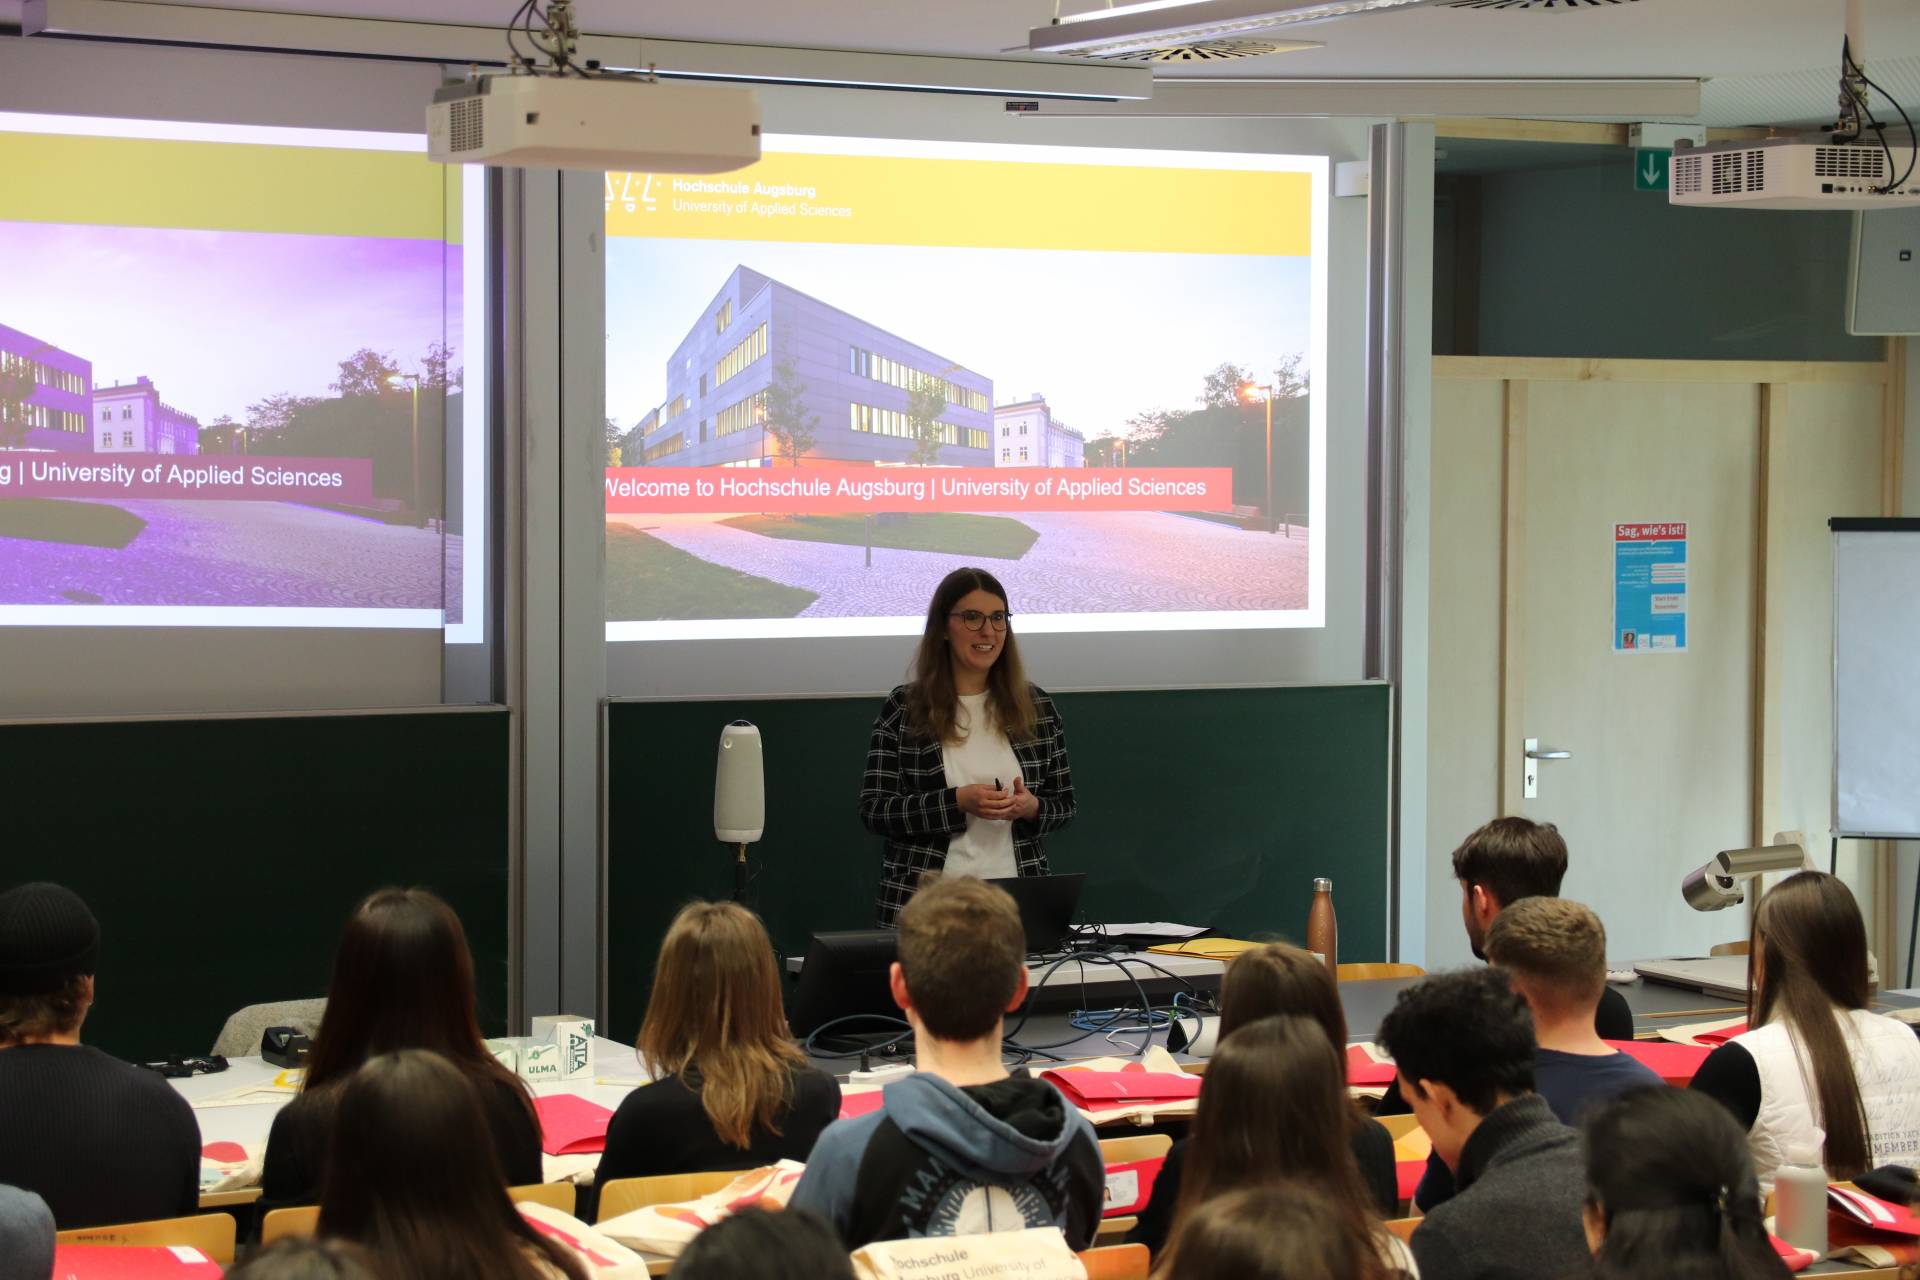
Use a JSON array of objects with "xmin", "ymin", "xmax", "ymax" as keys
[{"xmin": 715, "ymin": 721, "xmax": 764, "ymax": 901}]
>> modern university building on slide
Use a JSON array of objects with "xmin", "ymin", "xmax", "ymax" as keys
[{"xmin": 630, "ymin": 265, "xmax": 994, "ymax": 469}]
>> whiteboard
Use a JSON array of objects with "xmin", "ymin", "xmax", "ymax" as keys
[{"xmin": 1832, "ymin": 521, "xmax": 1920, "ymax": 837}]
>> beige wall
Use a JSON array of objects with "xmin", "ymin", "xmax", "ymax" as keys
[{"xmin": 1427, "ymin": 357, "xmax": 1895, "ymax": 969}]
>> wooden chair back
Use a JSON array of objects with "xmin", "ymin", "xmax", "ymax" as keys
[
  {"xmin": 508, "ymin": 1182, "xmax": 578, "ymax": 1216},
  {"xmin": 1098, "ymin": 1134, "xmax": 1173, "ymax": 1165},
  {"xmin": 1384, "ymin": 1216, "xmax": 1420, "ymax": 1242},
  {"xmin": 1077, "ymin": 1243, "xmax": 1151, "ymax": 1279},
  {"xmin": 1337, "ymin": 963, "xmax": 1426, "ymax": 981},
  {"xmin": 259, "ymin": 1205, "xmax": 320, "ymax": 1245},
  {"xmin": 57, "ymin": 1213, "xmax": 237, "ymax": 1264},
  {"xmin": 1709, "ymin": 940, "xmax": 1750, "ymax": 956},
  {"xmin": 595, "ymin": 1170, "xmax": 743, "ymax": 1223},
  {"xmin": 1376, "ymin": 1113, "xmax": 1422, "ymax": 1141}
]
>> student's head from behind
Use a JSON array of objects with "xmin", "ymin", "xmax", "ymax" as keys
[
  {"xmin": 223, "ymin": 1238, "xmax": 380, "ymax": 1280},
  {"xmin": 907, "ymin": 566, "xmax": 1036, "ymax": 744},
  {"xmin": 639, "ymin": 900, "xmax": 806, "ymax": 1149},
  {"xmin": 1180, "ymin": 1014, "xmax": 1376, "ymax": 1230},
  {"xmin": 1750, "ymin": 870, "xmax": 1874, "ymax": 1175},
  {"xmin": 1484, "ymin": 896, "xmax": 1607, "ymax": 1025},
  {"xmin": 1217, "ymin": 942, "xmax": 1348, "ymax": 1053},
  {"xmin": 304, "ymin": 887, "xmax": 495, "ymax": 1090},
  {"xmin": 1159, "ymin": 1182, "xmax": 1391, "ymax": 1280},
  {"xmin": 1452, "ymin": 816, "xmax": 1568, "ymax": 957},
  {"xmin": 319, "ymin": 1049, "xmax": 586, "ymax": 1280},
  {"xmin": 892, "ymin": 877, "xmax": 1028, "ymax": 1043},
  {"xmin": 0, "ymin": 882, "xmax": 100, "ymax": 1048},
  {"xmin": 1582, "ymin": 1086, "xmax": 1791, "ymax": 1280},
  {"xmin": 666, "ymin": 1207, "xmax": 854, "ymax": 1280},
  {"xmin": 1377, "ymin": 968, "xmax": 1535, "ymax": 1169}
]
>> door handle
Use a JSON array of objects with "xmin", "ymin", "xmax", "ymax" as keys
[{"xmin": 1523, "ymin": 738, "xmax": 1570, "ymax": 798}]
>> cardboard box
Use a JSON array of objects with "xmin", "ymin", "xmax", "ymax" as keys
[{"xmin": 532, "ymin": 1014, "xmax": 596, "ymax": 1080}]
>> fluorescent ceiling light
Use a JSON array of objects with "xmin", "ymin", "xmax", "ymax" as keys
[{"xmin": 1030, "ymin": 0, "xmax": 1445, "ymax": 57}]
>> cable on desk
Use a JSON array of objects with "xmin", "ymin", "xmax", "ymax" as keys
[
  {"xmin": 804, "ymin": 1013, "xmax": 913, "ymax": 1061},
  {"xmin": 1004, "ymin": 950, "xmax": 1159, "ymax": 1060}
]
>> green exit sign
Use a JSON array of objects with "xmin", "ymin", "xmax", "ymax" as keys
[{"xmin": 1634, "ymin": 148, "xmax": 1671, "ymax": 192}]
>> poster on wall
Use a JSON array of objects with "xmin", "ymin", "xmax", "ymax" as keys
[{"xmin": 1613, "ymin": 521, "xmax": 1687, "ymax": 653}]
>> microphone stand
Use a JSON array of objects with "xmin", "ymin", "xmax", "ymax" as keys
[{"xmin": 733, "ymin": 841, "xmax": 749, "ymax": 905}]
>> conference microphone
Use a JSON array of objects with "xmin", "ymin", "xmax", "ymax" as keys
[{"xmin": 715, "ymin": 721, "xmax": 764, "ymax": 903}]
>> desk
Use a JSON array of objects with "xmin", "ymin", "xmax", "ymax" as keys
[{"xmin": 786, "ymin": 948, "xmax": 1226, "ymax": 1004}]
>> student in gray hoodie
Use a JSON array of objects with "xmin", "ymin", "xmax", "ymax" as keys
[{"xmin": 788, "ymin": 877, "xmax": 1103, "ymax": 1250}]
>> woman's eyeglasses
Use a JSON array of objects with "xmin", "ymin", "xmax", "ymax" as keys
[{"xmin": 950, "ymin": 610, "xmax": 1012, "ymax": 632}]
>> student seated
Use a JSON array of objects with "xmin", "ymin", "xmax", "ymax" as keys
[
  {"xmin": 595, "ymin": 902, "xmax": 839, "ymax": 1206},
  {"xmin": 1690, "ymin": 871, "xmax": 1920, "ymax": 1186},
  {"xmin": 1379, "ymin": 818, "xmax": 1633, "ymax": 1128},
  {"xmin": 1155, "ymin": 1181, "xmax": 1399, "ymax": 1280},
  {"xmin": 666, "ymin": 1207, "xmax": 856, "ymax": 1280},
  {"xmin": 1133, "ymin": 1015, "xmax": 1415, "ymax": 1275},
  {"xmin": 1581, "ymin": 1086, "xmax": 1791, "ymax": 1280},
  {"xmin": 319, "ymin": 1049, "xmax": 588, "ymax": 1280},
  {"xmin": 0, "ymin": 883, "xmax": 199, "ymax": 1228},
  {"xmin": 1127, "ymin": 943, "xmax": 1399, "ymax": 1256},
  {"xmin": 1411, "ymin": 897, "xmax": 1662, "ymax": 1208},
  {"xmin": 1378, "ymin": 968, "xmax": 1589, "ymax": 1280},
  {"xmin": 788, "ymin": 877, "xmax": 1102, "ymax": 1250},
  {"xmin": 223, "ymin": 1238, "xmax": 381, "ymax": 1280},
  {"xmin": 0, "ymin": 1184, "xmax": 55, "ymax": 1280},
  {"xmin": 261, "ymin": 889, "xmax": 541, "ymax": 1209}
]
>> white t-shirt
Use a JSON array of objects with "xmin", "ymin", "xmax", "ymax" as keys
[{"xmin": 939, "ymin": 692, "xmax": 1022, "ymax": 881}]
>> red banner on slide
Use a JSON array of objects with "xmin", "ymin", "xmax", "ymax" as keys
[
  {"xmin": 2, "ymin": 454, "xmax": 374, "ymax": 505},
  {"xmin": 603, "ymin": 466, "xmax": 1235, "ymax": 515}
]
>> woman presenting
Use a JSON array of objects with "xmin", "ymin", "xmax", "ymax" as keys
[{"xmin": 860, "ymin": 566, "xmax": 1076, "ymax": 928}]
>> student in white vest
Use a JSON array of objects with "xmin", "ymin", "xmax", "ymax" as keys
[{"xmin": 1690, "ymin": 872, "xmax": 1920, "ymax": 1187}]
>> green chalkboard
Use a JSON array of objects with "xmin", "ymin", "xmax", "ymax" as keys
[
  {"xmin": 606, "ymin": 684, "xmax": 1390, "ymax": 1044},
  {"xmin": 0, "ymin": 708, "xmax": 511, "ymax": 1062}
]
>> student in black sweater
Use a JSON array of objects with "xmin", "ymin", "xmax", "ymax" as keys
[
  {"xmin": 0, "ymin": 882, "xmax": 199, "ymax": 1229},
  {"xmin": 593, "ymin": 902, "xmax": 839, "ymax": 1204},
  {"xmin": 1128, "ymin": 942, "xmax": 1398, "ymax": 1256},
  {"xmin": 260, "ymin": 889, "xmax": 542, "ymax": 1209}
]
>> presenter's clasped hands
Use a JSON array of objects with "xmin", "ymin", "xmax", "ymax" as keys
[{"xmin": 956, "ymin": 778, "xmax": 1040, "ymax": 822}]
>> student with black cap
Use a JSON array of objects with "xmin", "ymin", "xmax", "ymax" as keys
[{"xmin": 0, "ymin": 882, "xmax": 199, "ymax": 1229}]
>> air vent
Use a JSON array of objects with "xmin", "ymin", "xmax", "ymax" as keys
[
  {"xmin": 1814, "ymin": 146, "xmax": 1887, "ymax": 181},
  {"xmin": 448, "ymin": 96, "xmax": 485, "ymax": 154},
  {"xmin": 1710, "ymin": 149, "xmax": 1756, "ymax": 195},
  {"xmin": 1075, "ymin": 37, "xmax": 1307, "ymax": 61},
  {"xmin": 1445, "ymin": 0, "xmax": 1639, "ymax": 8},
  {"xmin": 1672, "ymin": 153, "xmax": 1702, "ymax": 196}
]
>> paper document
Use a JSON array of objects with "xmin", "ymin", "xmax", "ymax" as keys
[{"xmin": 1096, "ymin": 922, "xmax": 1208, "ymax": 940}]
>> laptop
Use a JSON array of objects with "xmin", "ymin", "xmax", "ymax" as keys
[
  {"xmin": 986, "ymin": 873, "xmax": 1087, "ymax": 954},
  {"xmin": 1633, "ymin": 955, "xmax": 1751, "ymax": 1000}
]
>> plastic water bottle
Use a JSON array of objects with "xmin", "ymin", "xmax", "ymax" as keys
[{"xmin": 1775, "ymin": 1143, "xmax": 1829, "ymax": 1256}]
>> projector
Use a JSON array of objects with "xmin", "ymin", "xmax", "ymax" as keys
[
  {"xmin": 427, "ymin": 74, "xmax": 760, "ymax": 174},
  {"xmin": 1670, "ymin": 136, "xmax": 1920, "ymax": 211}
]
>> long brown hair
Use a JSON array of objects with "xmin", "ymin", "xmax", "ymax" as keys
[
  {"xmin": 637, "ymin": 901, "xmax": 808, "ymax": 1149},
  {"xmin": 904, "ymin": 566, "xmax": 1037, "ymax": 745},
  {"xmin": 302, "ymin": 889, "xmax": 533, "ymax": 1124},
  {"xmin": 1175, "ymin": 1015, "xmax": 1381, "ymax": 1247},
  {"xmin": 319, "ymin": 1050, "xmax": 587, "ymax": 1280},
  {"xmin": 1749, "ymin": 871, "xmax": 1875, "ymax": 1176},
  {"xmin": 1158, "ymin": 1181, "xmax": 1389, "ymax": 1280}
]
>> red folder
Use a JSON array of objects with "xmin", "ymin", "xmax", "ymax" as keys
[
  {"xmin": 1602, "ymin": 1038, "xmax": 1713, "ymax": 1084},
  {"xmin": 50, "ymin": 1246, "xmax": 223, "ymax": 1278},
  {"xmin": 1103, "ymin": 1155, "xmax": 1165, "ymax": 1217},
  {"xmin": 1395, "ymin": 1159, "xmax": 1426, "ymax": 1202},
  {"xmin": 838, "ymin": 1089, "xmax": 887, "ymax": 1121},
  {"xmin": 1346, "ymin": 1045, "xmax": 1399, "ymax": 1086},
  {"xmin": 1039, "ymin": 1068, "xmax": 1201, "ymax": 1111},
  {"xmin": 1769, "ymin": 1234, "xmax": 1817, "ymax": 1272},
  {"xmin": 533, "ymin": 1093, "xmax": 614, "ymax": 1156},
  {"xmin": 1829, "ymin": 1184, "xmax": 1920, "ymax": 1237}
]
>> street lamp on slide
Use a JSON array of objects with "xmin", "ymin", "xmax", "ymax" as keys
[
  {"xmin": 1239, "ymin": 381, "xmax": 1275, "ymax": 534},
  {"xmin": 386, "ymin": 372, "xmax": 423, "ymax": 528}
]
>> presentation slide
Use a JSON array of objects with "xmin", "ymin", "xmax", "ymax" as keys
[
  {"xmin": 604, "ymin": 137, "xmax": 1326, "ymax": 642},
  {"xmin": 0, "ymin": 113, "xmax": 484, "ymax": 636}
]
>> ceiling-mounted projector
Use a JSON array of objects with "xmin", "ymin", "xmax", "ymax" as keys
[
  {"xmin": 427, "ymin": 75, "xmax": 760, "ymax": 174},
  {"xmin": 1670, "ymin": 136, "xmax": 1920, "ymax": 211}
]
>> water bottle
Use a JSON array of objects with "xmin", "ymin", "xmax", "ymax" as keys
[
  {"xmin": 1307, "ymin": 877, "xmax": 1338, "ymax": 983},
  {"xmin": 1774, "ymin": 1142, "xmax": 1829, "ymax": 1256}
]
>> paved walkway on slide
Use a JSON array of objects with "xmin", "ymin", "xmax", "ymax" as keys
[
  {"xmin": 610, "ymin": 510, "xmax": 1309, "ymax": 618},
  {"xmin": 0, "ymin": 499, "xmax": 455, "ymax": 608}
]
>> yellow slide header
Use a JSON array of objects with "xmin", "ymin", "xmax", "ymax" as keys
[
  {"xmin": 606, "ymin": 152, "xmax": 1312, "ymax": 256},
  {"xmin": 0, "ymin": 132, "xmax": 456, "ymax": 242}
]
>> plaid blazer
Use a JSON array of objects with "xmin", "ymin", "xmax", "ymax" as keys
[{"xmin": 860, "ymin": 683, "xmax": 1076, "ymax": 928}]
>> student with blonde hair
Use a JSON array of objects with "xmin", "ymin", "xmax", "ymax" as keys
[
  {"xmin": 1691, "ymin": 871, "xmax": 1920, "ymax": 1185},
  {"xmin": 594, "ymin": 901, "xmax": 839, "ymax": 1195}
]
